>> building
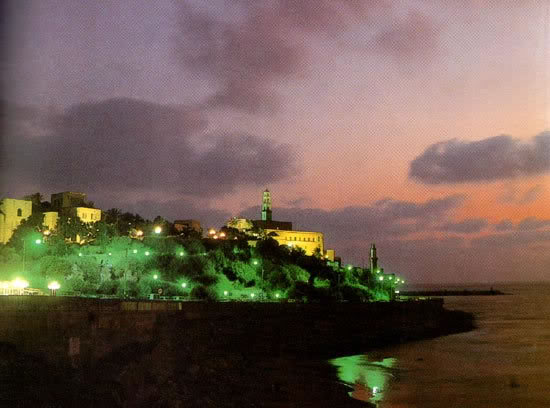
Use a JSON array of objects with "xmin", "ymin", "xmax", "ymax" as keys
[
  {"xmin": 252, "ymin": 189, "xmax": 293, "ymax": 230},
  {"xmin": 0, "ymin": 198, "xmax": 32, "ymax": 244},
  {"xmin": 51, "ymin": 191, "xmax": 87, "ymax": 211},
  {"xmin": 226, "ymin": 189, "xmax": 336, "ymax": 259},
  {"xmin": 42, "ymin": 211, "xmax": 59, "ymax": 232},
  {"xmin": 174, "ymin": 219, "xmax": 202, "ymax": 234},
  {"xmin": 265, "ymin": 229, "xmax": 325, "ymax": 256},
  {"xmin": 50, "ymin": 191, "xmax": 100, "ymax": 224},
  {"xmin": 70, "ymin": 207, "xmax": 101, "ymax": 223}
]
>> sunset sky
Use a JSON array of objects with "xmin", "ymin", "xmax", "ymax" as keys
[{"xmin": 2, "ymin": 0, "xmax": 549, "ymax": 283}]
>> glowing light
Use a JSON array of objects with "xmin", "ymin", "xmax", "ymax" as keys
[
  {"xmin": 136, "ymin": 230, "xmax": 144, "ymax": 237},
  {"xmin": 250, "ymin": 293, "xmax": 255, "ymax": 298},
  {"xmin": 108, "ymin": 252, "xmax": 112, "ymax": 256},
  {"xmin": 43, "ymin": 230, "xmax": 51, "ymax": 236},
  {"xmin": 395, "ymin": 290, "xmax": 400, "ymax": 294},
  {"xmin": 154, "ymin": 226, "xmax": 162, "ymax": 234},
  {"xmin": 219, "ymin": 232, "xmax": 226, "ymax": 238},
  {"xmin": 275, "ymin": 293, "xmax": 280, "ymax": 299},
  {"xmin": 373, "ymin": 386, "xmax": 379, "ymax": 394},
  {"xmin": 347, "ymin": 265, "xmax": 352, "ymax": 271},
  {"xmin": 208, "ymin": 228, "xmax": 216, "ymax": 235},
  {"xmin": 179, "ymin": 251, "xmax": 184, "ymax": 256},
  {"xmin": 389, "ymin": 276, "xmax": 393, "ymax": 280},
  {"xmin": 223, "ymin": 290, "xmax": 228, "ymax": 296},
  {"xmin": 253, "ymin": 260, "xmax": 259, "ymax": 265},
  {"xmin": 78, "ymin": 253, "xmax": 83, "ymax": 257},
  {"xmin": 133, "ymin": 249, "xmax": 138, "ymax": 254},
  {"xmin": 35, "ymin": 239, "xmax": 42, "ymax": 244},
  {"xmin": 213, "ymin": 235, "xmax": 218, "ymax": 239},
  {"xmin": 13, "ymin": 278, "xmax": 29, "ymax": 289},
  {"xmin": 145, "ymin": 251, "xmax": 150, "ymax": 256},
  {"xmin": 378, "ymin": 276, "xmax": 384, "ymax": 281},
  {"xmin": 376, "ymin": 269, "xmax": 380, "ymax": 273},
  {"xmin": 48, "ymin": 281, "xmax": 60, "ymax": 290},
  {"xmin": 181, "ymin": 282, "xmax": 187, "ymax": 288},
  {"xmin": 153, "ymin": 274, "xmax": 158, "ymax": 280}
]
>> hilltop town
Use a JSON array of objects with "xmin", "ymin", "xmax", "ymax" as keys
[{"xmin": 0, "ymin": 190, "xmax": 404, "ymax": 301}]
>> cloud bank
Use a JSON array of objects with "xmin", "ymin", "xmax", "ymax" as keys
[{"xmin": 409, "ymin": 132, "xmax": 550, "ymax": 184}]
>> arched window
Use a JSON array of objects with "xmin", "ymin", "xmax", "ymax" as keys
[{"xmin": 17, "ymin": 209, "xmax": 22, "ymax": 217}]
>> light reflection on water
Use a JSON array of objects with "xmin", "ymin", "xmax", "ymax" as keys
[
  {"xmin": 329, "ymin": 283, "xmax": 550, "ymax": 408},
  {"xmin": 330, "ymin": 354, "xmax": 397, "ymax": 404}
]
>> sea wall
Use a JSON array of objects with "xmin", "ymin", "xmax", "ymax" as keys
[{"xmin": 0, "ymin": 297, "xmax": 474, "ymax": 407}]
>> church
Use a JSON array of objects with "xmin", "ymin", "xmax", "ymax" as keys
[{"xmin": 226, "ymin": 190, "xmax": 335, "ymax": 261}]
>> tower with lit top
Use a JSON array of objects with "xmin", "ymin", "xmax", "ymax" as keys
[{"xmin": 261, "ymin": 189, "xmax": 272, "ymax": 222}]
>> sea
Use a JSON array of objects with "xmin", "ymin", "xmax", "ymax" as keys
[{"xmin": 330, "ymin": 282, "xmax": 550, "ymax": 407}]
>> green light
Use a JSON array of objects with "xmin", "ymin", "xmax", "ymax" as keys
[
  {"xmin": 145, "ymin": 251, "xmax": 150, "ymax": 256},
  {"xmin": 376, "ymin": 269, "xmax": 380, "ymax": 273},
  {"xmin": 153, "ymin": 274, "xmax": 158, "ymax": 280},
  {"xmin": 253, "ymin": 260, "xmax": 259, "ymax": 266},
  {"xmin": 181, "ymin": 282, "xmax": 187, "ymax": 288},
  {"xmin": 108, "ymin": 252, "xmax": 112, "ymax": 256},
  {"xmin": 378, "ymin": 276, "xmax": 384, "ymax": 281},
  {"xmin": 78, "ymin": 253, "xmax": 83, "ymax": 257},
  {"xmin": 389, "ymin": 276, "xmax": 393, "ymax": 280},
  {"xmin": 347, "ymin": 265, "xmax": 352, "ymax": 271},
  {"xmin": 154, "ymin": 226, "xmax": 162, "ymax": 234},
  {"xmin": 179, "ymin": 251, "xmax": 184, "ymax": 256},
  {"xmin": 35, "ymin": 239, "xmax": 42, "ymax": 245},
  {"xmin": 402, "ymin": 280, "xmax": 405, "ymax": 284},
  {"xmin": 250, "ymin": 293, "xmax": 255, "ymax": 298},
  {"xmin": 275, "ymin": 293, "xmax": 280, "ymax": 299},
  {"xmin": 223, "ymin": 290, "xmax": 228, "ymax": 296}
]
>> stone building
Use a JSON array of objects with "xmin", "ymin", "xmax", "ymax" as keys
[{"xmin": 0, "ymin": 198, "xmax": 32, "ymax": 244}]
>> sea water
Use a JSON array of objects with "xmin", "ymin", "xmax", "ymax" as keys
[{"xmin": 330, "ymin": 283, "xmax": 550, "ymax": 407}]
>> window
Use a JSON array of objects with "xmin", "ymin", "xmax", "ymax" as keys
[
  {"xmin": 82, "ymin": 213, "xmax": 87, "ymax": 219},
  {"xmin": 17, "ymin": 208, "xmax": 22, "ymax": 217}
]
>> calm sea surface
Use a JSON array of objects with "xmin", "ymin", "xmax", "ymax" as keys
[{"xmin": 330, "ymin": 283, "xmax": 550, "ymax": 407}]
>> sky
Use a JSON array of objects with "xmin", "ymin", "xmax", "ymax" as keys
[{"xmin": 2, "ymin": 0, "xmax": 549, "ymax": 283}]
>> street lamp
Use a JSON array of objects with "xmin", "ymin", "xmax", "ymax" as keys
[
  {"xmin": 48, "ymin": 281, "xmax": 60, "ymax": 296},
  {"xmin": 154, "ymin": 226, "xmax": 162, "ymax": 234},
  {"xmin": 153, "ymin": 274, "xmax": 158, "ymax": 280}
]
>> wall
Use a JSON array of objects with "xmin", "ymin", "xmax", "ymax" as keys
[
  {"xmin": 0, "ymin": 199, "xmax": 32, "ymax": 244},
  {"xmin": 265, "ymin": 228, "xmax": 324, "ymax": 255}
]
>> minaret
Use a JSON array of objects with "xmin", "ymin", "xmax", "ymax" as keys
[
  {"xmin": 261, "ymin": 189, "xmax": 272, "ymax": 221},
  {"xmin": 369, "ymin": 243, "xmax": 378, "ymax": 272}
]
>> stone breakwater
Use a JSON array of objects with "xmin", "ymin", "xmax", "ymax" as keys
[{"xmin": 0, "ymin": 297, "xmax": 474, "ymax": 407}]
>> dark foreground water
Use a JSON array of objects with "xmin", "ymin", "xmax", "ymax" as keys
[{"xmin": 330, "ymin": 283, "xmax": 550, "ymax": 407}]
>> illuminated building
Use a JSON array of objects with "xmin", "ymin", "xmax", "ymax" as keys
[
  {"xmin": 266, "ymin": 229, "xmax": 325, "ymax": 256},
  {"xmin": 51, "ymin": 191, "xmax": 100, "ymax": 224},
  {"xmin": 227, "ymin": 189, "xmax": 335, "ymax": 258},
  {"xmin": 43, "ymin": 211, "xmax": 59, "ymax": 231},
  {"xmin": 0, "ymin": 198, "xmax": 32, "ymax": 244}
]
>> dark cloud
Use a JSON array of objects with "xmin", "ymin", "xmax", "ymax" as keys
[
  {"xmin": 373, "ymin": 11, "xmax": 439, "ymax": 61},
  {"xmin": 517, "ymin": 217, "xmax": 550, "ymax": 231},
  {"xmin": 499, "ymin": 184, "xmax": 544, "ymax": 205},
  {"xmin": 437, "ymin": 218, "xmax": 488, "ymax": 233},
  {"xmin": 175, "ymin": 0, "xmax": 437, "ymax": 113},
  {"xmin": 494, "ymin": 219, "xmax": 514, "ymax": 231},
  {"xmin": 1, "ymin": 98, "xmax": 296, "ymax": 198},
  {"xmin": 409, "ymin": 132, "xmax": 550, "ymax": 184}
]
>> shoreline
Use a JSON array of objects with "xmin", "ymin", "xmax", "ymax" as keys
[{"xmin": 0, "ymin": 298, "xmax": 475, "ymax": 407}]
